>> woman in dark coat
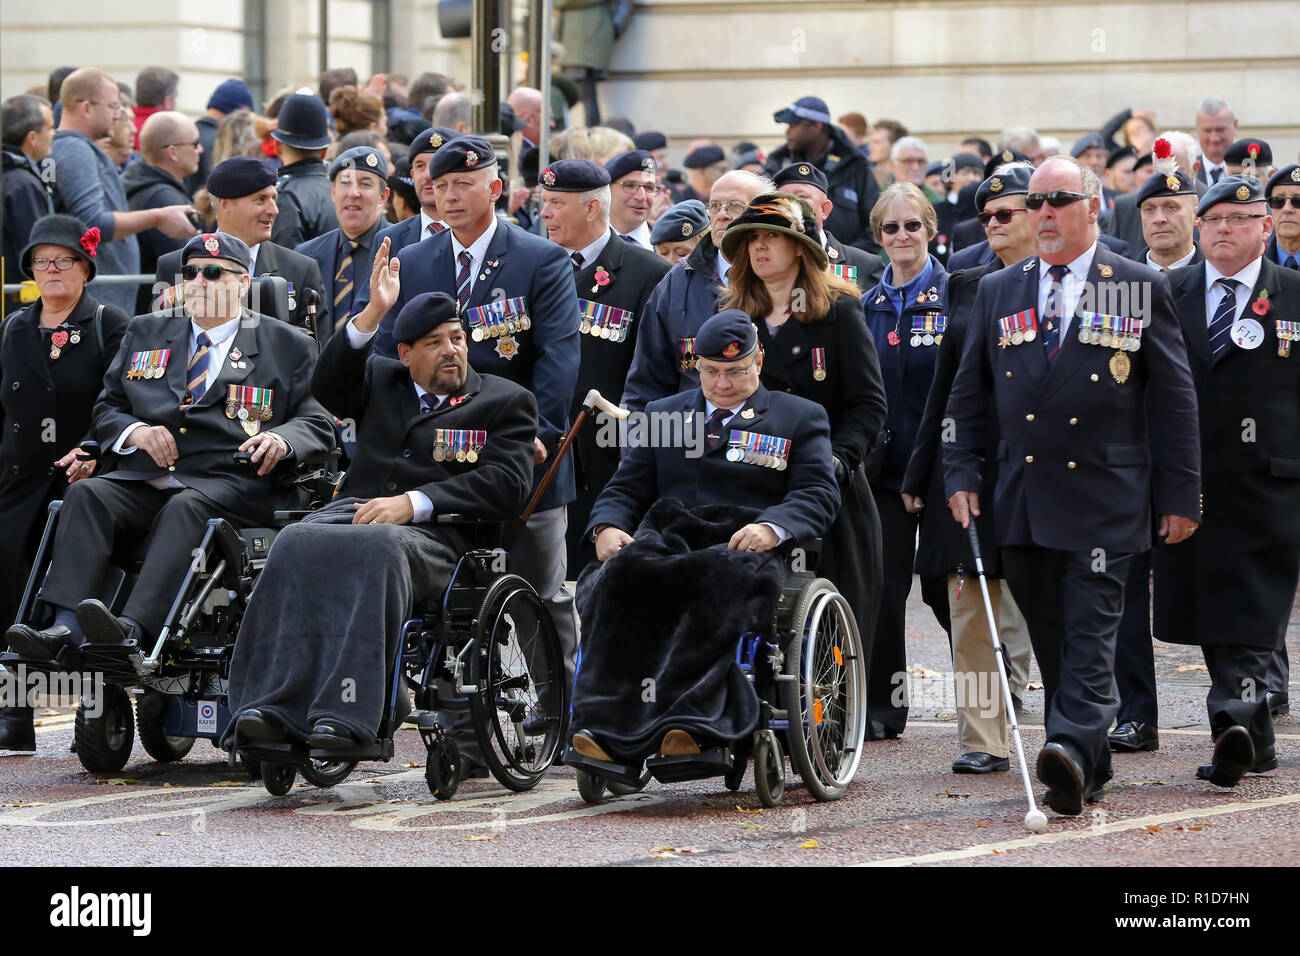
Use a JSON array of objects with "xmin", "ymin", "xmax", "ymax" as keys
[
  {"xmin": 0, "ymin": 214, "xmax": 130, "ymax": 751},
  {"xmin": 860, "ymin": 182, "xmax": 952, "ymax": 738},
  {"xmin": 718, "ymin": 193, "xmax": 887, "ymax": 676}
]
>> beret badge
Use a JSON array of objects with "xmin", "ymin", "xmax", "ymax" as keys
[
  {"xmin": 203, "ymin": 235, "xmax": 220, "ymax": 255},
  {"xmin": 464, "ymin": 150, "xmax": 479, "ymax": 168},
  {"xmin": 989, "ymin": 178, "xmax": 1003, "ymax": 193},
  {"xmin": 1236, "ymin": 184, "xmax": 1250, "ymax": 201},
  {"xmin": 722, "ymin": 342, "xmax": 740, "ymax": 358},
  {"xmin": 541, "ymin": 167, "xmax": 556, "ymax": 187}
]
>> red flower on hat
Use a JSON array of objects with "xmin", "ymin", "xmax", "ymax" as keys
[
  {"xmin": 79, "ymin": 227, "xmax": 101, "ymax": 257},
  {"xmin": 1153, "ymin": 138, "xmax": 1173, "ymax": 161},
  {"xmin": 1248, "ymin": 142, "xmax": 1261, "ymax": 160}
]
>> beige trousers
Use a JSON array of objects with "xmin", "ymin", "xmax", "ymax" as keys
[{"xmin": 948, "ymin": 574, "xmax": 1032, "ymax": 758}]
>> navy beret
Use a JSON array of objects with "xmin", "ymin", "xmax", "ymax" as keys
[
  {"xmin": 393, "ymin": 292, "xmax": 461, "ymax": 346},
  {"xmin": 1106, "ymin": 145, "xmax": 1137, "ymax": 169},
  {"xmin": 774, "ymin": 96, "xmax": 832, "ymax": 126},
  {"xmin": 206, "ymin": 156, "xmax": 276, "ymax": 199},
  {"xmin": 773, "ymin": 161, "xmax": 829, "ymax": 194},
  {"xmin": 634, "ymin": 131, "xmax": 668, "ymax": 151},
  {"xmin": 605, "ymin": 149, "xmax": 657, "ymax": 182},
  {"xmin": 952, "ymin": 152, "xmax": 984, "ymax": 173},
  {"xmin": 975, "ymin": 166, "xmax": 1032, "ymax": 212},
  {"xmin": 650, "ymin": 199, "xmax": 709, "ymax": 245},
  {"xmin": 1133, "ymin": 152, "xmax": 1153, "ymax": 171},
  {"xmin": 428, "ymin": 136, "xmax": 496, "ymax": 179},
  {"xmin": 182, "ymin": 232, "xmax": 252, "ymax": 271},
  {"xmin": 538, "ymin": 158, "xmax": 610, "ymax": 192},
  {"xmin": 695, "ymin": 309, "xmax": 758, "ymax": 362},
  {"xmin": 329, "ymin": 146, "xmax": 389, "ymax": 182},
  {"xmin": 1197, "ymin": 174, "xmax": 1266, "ymax": 216},
  {"xmin": 1071, "ymin": 132, "xmax": 1106, "ymax": 157},
  {"xmin": 1266, "ymin": 164, "xmax": 1300, "ymax": 197},
  {"xmin": 684, "ymin": 145, "xmax": 726, "ymax": 169},
  {"xmin": 407, "ymin": 126, "xmax": 460, "ymax": 165},
  {"xmin": 734, "ymin": 151, "xmax": 763, "ymax": 170},
  {"xmin": 984, "ymin": 148, "xmax": 1029, "ymax": 179},
  {"xmin": 925, "ymin": 160, "xmax": 945, "ymax": 178},
  {"xmin": 1224, "ymin": 138, "xmax": 1272, "ymax": 168},
  {"xmin": 1135, "ymin": 167, "xmax": 1197, "ymax": 206}
]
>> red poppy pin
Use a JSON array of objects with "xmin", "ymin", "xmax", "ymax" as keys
[
  {"xmin": 80, "ymin": 227, "xmax": 101, "ymax": 257},
  {"xmin": 1252, "ymin": 290, "xmax": 1271, "ymax": 316},
  {"xmin": 594, "ymin": 268, "xmax": 611, "ymax": 287},
  {"xmin": 449, "ymin": 395, "xmax": 467, "ymax": 406}
]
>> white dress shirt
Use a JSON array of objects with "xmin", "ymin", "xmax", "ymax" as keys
[
  {"xmin": 1145, "ymin": 247, "xmax": 1197, "ymax": 272},
  {"xmin": 449, "ymin": 216, "xmax": 499, "ymax": 300},
  {"xmin": 703, "ymin": 399, "xmax": 790, "ymax": 543},
  {"xmin": 1036, "ymin": 242, "xmax": 1097, "ymax": 341},
  {"xmin": 1204, "ymin": 255, "xmax": 1263, "ymax": 328},
  {"xmin": 1203, "ymin": 161, "xmax": 1227, "ymax": 185},
  {"xmin": 419, "ymin": 209, "xmax": 448, "ymax": 238},
  {"xmin": 247, "ymin": 243, "xmax": 260, "ymax": 274},
  {"xmin": 567, "ymin": 229, "xmax": 613, "ymax": 270},
  {"xmin": 615, "ymin": 221, "xmax": 652, "ymax": 250},
  {"xmin": 715, "ymin": 250, "xmax": 731, "ymax": 288}
]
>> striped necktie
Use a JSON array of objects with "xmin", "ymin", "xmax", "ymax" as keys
[
  {"xmin": 1042, "ymin": 264, "xmax": 1069, "ymax": 363},
  {"xmin": 1208, "ymin": 278, "xmax": 1241, "ymax": 360},
  {"xmin": 186, "ymin": 332, "xmax": 212, "ymax": 404},
  {"xmin": 455, "ymin": 250, "xmax": 473, "ymax": 308},
  {"xmin": 333, "ymin": 239, "xmax": 358, "ymax": 332},
  {"xmin": 428, "ymin": 221, "xmax": 445, "ymax": 236},
  {"xmin": 620, "ymin": 233, "xmax": 637, "ymax": 244},
  {"xmin": 1285, "ymin": 256, "xmax": 1299, "ymax": 271},
  {"xmin": 570, "ymin": 251, "xmax": 584, "ymax": 273}
]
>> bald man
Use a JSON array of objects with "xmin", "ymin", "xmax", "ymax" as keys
[
  {"xmin": 124, "ymin": 110, "xmax": 203, "ymax": 311},
  {"xmin": 507, "ymin": 87, "xmax": 545, "ymax": 150}
]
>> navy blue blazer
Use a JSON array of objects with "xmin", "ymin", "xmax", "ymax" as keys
[
  {"xmin": 378, "ymin": 219, "xmax": 581, "ymax": 510},
  {"xmin": 295, "ymin": 217, "xmax": 388, "ymax": 342},
  {"xmin": 587, "ymin": 384, "xmax": 840, "ymax": 544},
  {"xmin": 943, "ymin": 244, "xmax": 1201, "ymax": 553}
]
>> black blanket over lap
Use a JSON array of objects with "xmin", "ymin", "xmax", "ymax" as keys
[{"xmin": 573, "ymin": 499, "xmax": 786, "ymax": 764}]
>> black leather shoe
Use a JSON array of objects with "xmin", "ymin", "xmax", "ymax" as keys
[
  {"xmin": 1196, "ymin": 743, "xmax": 1276, "ymax": 780},
  {"xmin": 0, "ymin": 707, "xmax": 35, "ymax": 752},
  {"xmin": 1268, "ymin": 691, "xmax": 1290, "ymax": 717},
  {"xmin": 309, "ymin": 721, "xmax": 364, "ymax": 750},
  {"xmin": 1037, "ymin": 743, "xmax": 1087, "ymax": 816},
  {"xmin": 75, "ymin": 600, "xmax": 136, "ymax": 645},
  {"xmin": 1109, "ymin": 720, "xmax": 1159, "ymax": 753},
  {"xmin": 1203, "ymin": 725, "xmax": 1254, "ymax": 788},
  {"xmin": 5, "ymin": 624, "xmax": 76, "ymax": 665},
  {"xmin": 952, "ymin": 752, "xmax": 1010, "ymax": 774},
  {"xmin": 236, "ymin": 708, "xmax": 288, "ymax": 744}
]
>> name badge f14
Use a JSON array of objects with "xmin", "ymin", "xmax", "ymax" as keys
[{"xmin": 1231, "ymin": 317, "xmax": 1265, "ymax": 350}]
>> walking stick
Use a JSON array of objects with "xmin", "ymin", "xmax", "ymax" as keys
[{"xmin": 523, "ymin": 389, "xmax": 629, "ymax": 523}]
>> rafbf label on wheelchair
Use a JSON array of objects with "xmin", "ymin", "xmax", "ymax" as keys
[{"xmin": 197, "ymin": 701, "xmax": 218, "ymax": 733}]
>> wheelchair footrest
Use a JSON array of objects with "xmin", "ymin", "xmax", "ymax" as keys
[
  {"xmin": 307, "ymin": 739, "xmax": 393, "ymax": 763},
  {"xmin": 0, "ymin": 650, "xmax": 64, "ymax": 672},
  {"xmin": 646, "ymin": 746, "xmax": 735, "ymax": 784},
  {"xmin": 562, "ymin": 749, "xmax": 647, "ymax": 789}
]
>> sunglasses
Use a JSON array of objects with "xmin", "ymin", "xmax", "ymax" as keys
[
  {"xmin": 977, "ymin": 208, "xmax": 1030, "ymax": 227},
  {"xmin": 881, "ymin": 219, "xmax": 924, "ymax": 236},
  {"xmin": 1025, "ymin": 191, "xmax": 1089, "ymax": 210},
  {"xmin": 1268, "ymin": 196, "xmax": 1300, "ymax": 210},
  {"xmin": 182, "ymin": 263, "xmax": 244, "ymax": 281}
]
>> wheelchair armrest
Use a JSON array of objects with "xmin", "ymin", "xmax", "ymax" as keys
[
  {"xmin": 434, "ymin": 514, "xmax": 502, "ymax": 527},
  {"xmin": 77, "ymin": 440, "xmax": 102, "ymax": 462},
  {"xmin": 272, "ymin": 511, "xmax": 313, "ymax": 524}
]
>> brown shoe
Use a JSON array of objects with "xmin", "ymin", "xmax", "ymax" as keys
[
  {"xmin": 571, "ymin": 730, "xmax": 613, "ymax": 762},
  {"xmin": 660, "ymin": 729, "xmax": 701, "ymax": 756}
]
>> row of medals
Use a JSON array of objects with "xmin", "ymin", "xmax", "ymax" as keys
[
  {"xmin": 470, "ymin": 315, "xmax": 531, "ymax": 342},
  {"xmin": 225, "ymin": 403, "xmax": 272, "ymax": 422},
  {"xmin": 726, "ymin": 446, "xmax": 789, "ymax": 470},
  {"xmin": 580, "ymin": 319, "xmax": 628, "ymax": 342},
  {"xmin": 49, "ymin": 328, "xmax": 82, "ymax": 360},
  {"xmin": 433, "ymin": 443, "xmax": 479, "ymax": 463},
  {"xmin": 910, "ymin": 330, "xmax": 943, "ymax": 347},
  {"xmin": 128, "ymin": 366, "xmax": 166, "ymax": 379},
  {"xmin": 1078, "ymin": 326, "xmax": 1141, "ymax": 351}
]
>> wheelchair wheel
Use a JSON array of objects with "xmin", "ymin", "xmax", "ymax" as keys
[
  {"xmin": 779, "ymin": 580, "xmax": 867, "ymax": 802},
  {"xmin": 74, "ymin": 683, "xmax": 134, "ymax": 773},
  {"xmin": 299, "ymin": 758, "xmax": 356, "ymax": 788},
  {"xmin": 753, "ymin": 730, "xmax": 785, "ymax": 807},
  {"xmin": 135, "ymin": 691, "xmax": 195, "ymax": 763},
  {"xmin": 607, "ymin": 768, "xmax": 651, "ymax": 796},
  {"xmin": 261, "ymin": 762, "xmax": 296, "ymax": 796},
  {"xmin": 467, "ymin": 574, "xmax": 566, "ymax": 792},
  {"xmin": 575, "ymin": 769, "xmax": 608, "ymax": 803},
  {"xmin": 424, "ymin": 739, "xmax": 460, "ymax": 801}
]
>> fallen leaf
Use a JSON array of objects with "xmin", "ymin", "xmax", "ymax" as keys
[
  {"xmin": 1128, "ymin": 780, "xmax": 1166, "ymax": 787},
  {"xmin": 937, "ymin": 790, "xmax": 971, "ymax": 799},
  {"xmin": 678, "ymin": 846, "xmax": 704, "ymax": 854},
  {"xmin": 1146, "ymin": 825, "xmax": 1162, "ymax": 834},
  {"xmin": 466, "ymin": 833, "xmax": 500, "ymax": 841},
  {"xmin": 799, "ymin": 839, "xmax": 820, "ymax": 848},
  {"xmin": 1027, "ymin": 681, "xmax": 1043, "ymax": 691},
  {"xmin": 976, "ymin": 821, "xmax": 989, "ymax": 828},
  {"xmin": 1151, "ymin": 644, "xmax": 1166, "ymax": 649},
  {"xmin": 736, "ymin": 806, "xmax": 762, "ymax": 814},
  {"xmin": 10, "ymin": 802, "xmax": 45, "ymax": 807},
  {"xmin": 648, "ymin": 846, "xmax": 678, "ymax": 859},
  {"xmin": 739, "ymin": 822, "xmax": 760, "ymax": 830},
  {"xmin": 1177, "ymin": 664, "xmax": 1208, "ymax": 672},
  {"xmin": 100, "ymin": 778, "xmax": 142, "ymax": 786},
  {"xmin": 209, "ymin": 781, "xmax": 246, "ymax": 787},
  {"xmin": 991, "ymin": 849, "xmax": 1001, "ymax": 855},
  {"xmin": 161, "ymin": 782, "xmax": 175, "ymax": 788},
  {"xmin": 936, "ymin": 710, "xmax": 956, "ymax": 719},
  {"xmin": 407, "ymin": 761, "xmax": 425, "ymax": 768}
]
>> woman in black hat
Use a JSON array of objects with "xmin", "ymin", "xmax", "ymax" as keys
[
  {"xmin": 718, "ymin": 192, "xmax": 887, "ymax": 693},
  {"xmin": 0, "ymin": 214, "xmax": 129, "ymax": 751}
]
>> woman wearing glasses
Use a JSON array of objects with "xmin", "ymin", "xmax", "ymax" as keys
[
  {"xmin": 860, "ymin": 181, "xmax": 952, "ymax": 740},
  {"xmin": 718, "ymin": 193, "xmax": 888, "ymax": 670},
  {"xmin": 0, "ymin": 215, "xmax": 129, "ymax": 752}
]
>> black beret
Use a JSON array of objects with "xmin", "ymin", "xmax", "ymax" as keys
[
  {"xmin": 20, "ymin": 213, "xmax": 97, "ymax": 280},
  {"xmin": 538, "ymin": 159, "xmax": 610, "ymax": 192},
  {"xmin": 407, "ymin": 126, "xmax": 461, "ymax": 165},
  {"xmin": 1197, "ymin": 174, "xmax": 1266, "ymax": 216},
  {"xmin": 975, "ymin": 166, "xmax": 1032, "ymax": 212},
  {"xmin": 684, "ymin": 145, "xmax": 725, "ymax": 169},
  {"xmin": 694, "ymin": 309, "xmax": 758, "ymax": 362},
  {"xmin": 1071, "ymin": 132, "xmax": 1106, "ymax": 157},
  {"xmin": 206, "ymin": 156, "xmax": 276, "ymax": 199},
  {"xmin": 1134, "ymin": 167, "xmax": 1197, "ymax": 206},
  {"xmin": 519, "ymin": 146, "xmax": 539, "ymax": 188},
  {"xmin": 1266, "ymin": 164, "xmax": 1300, "ymax": 197},
  {"xmin": 634, "ymin": 131, "xmax": 668, "ymax": 151},
  {"xmin": 773, "ymin": 162, "xmax": 829, "ymax": 194},
  {"xmin": 393, "ymin": 291, "xmax": 461, "ymax": 346},
  {"xmin": 1133, "ymin": 152, "xmax": 1153, "ymax": 171},
  {"xmin": 605, "ymin": 149, "xmax": 657, "ymax": 182},
  {"xmin": 1106, "ymin": 145, "xmax": 1137, "ymax": 169},
  {"xmin": 952, "ymin": 152, "xmax": 984, "ymax": 173},
  {"xmin": 650, "ymin": 199, "xmax": 709, "ymax": 244},
  {"xmin": 329, "ymin": 146, "xmax": 389, "ymax": 182},
  {"xmin": 1224, "ymin": 138, "xmax": 1273, "ymax": 168},
  {"xmin": 428, "ymin": 136, "xmax": 496, "ymax": 179},
  {"xmin": 925, "ymin": 160, "xmax": 945, "ymax": 178},
  {"xmin": 984, "ymin": 148, "xmax": 1029, "ymax": 179},
  {"xmin": 181, "ymin": 232, "xmax": 252, "ymax": 271},
  {"xmin": 734, "ymin": 151, "xmax": 763, "ymax": 170}
]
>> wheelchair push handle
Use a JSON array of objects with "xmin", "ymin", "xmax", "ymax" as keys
[
  {"xmin": 76, "ymin": 440, "xmax": 101, "ymax": 462},
  {"xmin": 522, "ymin": 388, "xmax": 624, "ymax": 524}
]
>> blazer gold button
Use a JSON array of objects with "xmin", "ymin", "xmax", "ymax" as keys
[
  {"xmin": 1068, "ymin": 461, "xmax": 1077, "ymax": 469},
  {"xmin": 1025, "ymin": 455, "xmax": 1034, "ymax": 463},
  {"xmin": 179, "ymin": 427, "xmax": 188, "ymax": 434}
]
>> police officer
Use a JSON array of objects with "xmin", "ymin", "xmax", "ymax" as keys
[
  {"xmin": 763, "ymin": 96, "xmax": 880, "ymax": 253},
  {"xmin": 537, "ymin": 158, "xmax": 670, "ymax": 568},
  {"xmin": 295, "ymin": 145, "xmax": 391, "ymax": 344},
  {"xmin": 374, "ymin": 136, "xmax": 583, "ymax": 698},
  {"xmin": 771, "ymin": 162, "xmax": 884, "ymax": 291},
  {"xmin": 1154, "ymin": 175, "xmax": 1299, "ymax": 784},
  {"xmin": 6, "ymin": 231, "xmax": 335, "ymax": 664},
  {"xmin": 944, "ymin": 156, "xmax": 1201, "ymax": 816},
  {"xmin": 269, "ymin": 93, "xmax": 338, "ymax": 248},
  {"xmin": 155, "ymin": 157, "xmax": 331, "ymax": 339}
]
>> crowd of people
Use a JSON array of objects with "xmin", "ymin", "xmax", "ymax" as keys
[{"xmin": 0, "ymin": 60, "xmax": 1296, "ymax": 818}]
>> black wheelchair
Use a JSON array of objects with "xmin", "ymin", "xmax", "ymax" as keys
[
  {"xmin": 565, "ymin": 544, "xmax": 867, "ymax": 807},
  {"xmin": 236, "ymin": 514, "xmax": 569, "ymax": 800}
]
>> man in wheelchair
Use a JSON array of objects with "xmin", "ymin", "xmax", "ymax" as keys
[
  {"xmin": 223, "ymin": 265, "xmax": 538, "ymax": 756},
  {"xmin": 5, "ymin": 232, "xmax": 335, "ymax": 666},
  {"xmin": 570, "ymin": 310, "xmax": 841, "ymax": 767}
]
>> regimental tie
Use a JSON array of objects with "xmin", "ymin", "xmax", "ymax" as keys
[
  {"xmin": 186, "ymin": 332, "xmax": 212, "ymax": 404},
  {"xmin": 704, "ymin": 406, "xmax": 731, "ymax": 451},
  {"xmin": 333, "ymin": 239, "xmax": 357, "ymax": 332},
  {"xmin": 570, "ymin": 251, "xmax": 584, "ymax": 273},
  {"xmin": 420, "ymin": 393, "xmax": 442, "ymax": 414},
  {"xmin": 428, "ymin": 221, "xmax": 446, "ymax": 236},
  {"xmin": 1208, "ymin": 277, "xmax": 1242, "ymax": 360},
  {"xmin": 456, "ymin": 251, "xmax": 473, "ymax": 309},
  {"xmin": 1042, "ymin": 264, "xmax": 1069, "ymax": 362}
]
